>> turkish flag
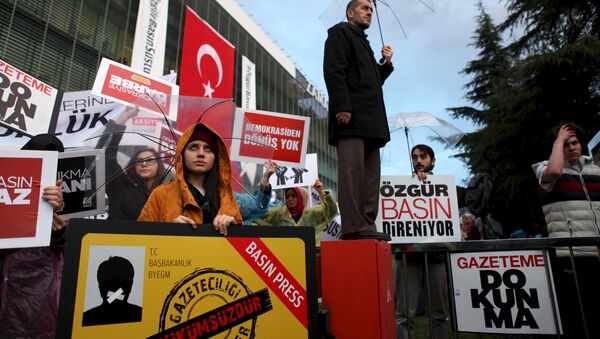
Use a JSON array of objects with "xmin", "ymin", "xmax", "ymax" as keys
[
  {"xmin": 179, "ymin": 7, "xmax": 245, "ymax": 191},
  {"xmin": 178, "ymin": 6, "xmax": 235, "ymax": 130}
]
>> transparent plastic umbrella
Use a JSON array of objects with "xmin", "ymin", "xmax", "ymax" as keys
[
  {"xmin": 320, "ymin": 0, "xmax": 436, "ymax": 48},
  {"xmin": 386, "ymin": 111, "xmax": 464, "ymax": 172},
  {"xmin": 82, "ymin": 94, "xmax": 277, "ymax": 217}
]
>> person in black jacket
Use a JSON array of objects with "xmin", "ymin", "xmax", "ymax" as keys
[
  {"xmin": 323, "ymin": 0, "xmax": 394, "ymax": 240},
  {"xmin": 396, "ymin": 144, "xmax": 449, "ymax": 339},
  {"xmin": 96, "ymin": 106, "xmax": 168, "ymax": 220},
  {"xmin": 0, "ymin": 134, "xmax": 66, "ymax": 339}
]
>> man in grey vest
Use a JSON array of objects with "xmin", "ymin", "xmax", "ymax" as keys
[{"xmin": 533, "ymin": 122, "xmax": 600, "ymax": 337}]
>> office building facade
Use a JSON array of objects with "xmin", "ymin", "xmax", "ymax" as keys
[{"xmin": 0, "ymin": 0, "xmax": 337, "ymax": 192}]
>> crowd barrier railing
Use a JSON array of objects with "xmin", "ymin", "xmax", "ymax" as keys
[{"xmin": 392, "ymin": 237, "xmax": 600, "ymax": 339}]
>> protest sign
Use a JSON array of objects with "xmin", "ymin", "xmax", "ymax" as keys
[
  {"xmin": 2, "ymin": 91, "xmax": 118, "ymax": 149},
  {"xmin": 55, "ymin": 76, "xmax": 177, "ymax": 148},
  {"xmin": 91, "ymin": 58, "xmax": 178, "ymax": 121},
  {"xmin": 156, "ymin": 122, "xmax": 181, "ymax": 165},
  {"xmin": 57, "ymin": 220, "xmax": 318, "ymax": 338},
  {"xmin": 0, "ymin": 150, "xmax": 57, "ymax": 249},
  {"xmin": 0, "ymin": 127, "xmax": 31, "ymax": 149},
  {"xmin": 321, "ymin": 213, "xmax": 342, "ymax": 242},
  {"xmin": 450, "ymin": 250, "xmax": 561, "ymax": 335},
  {"xmin": 0, "ymin": 58, "xmax": 61, "ymax": 137},
  {"xmin": 131, "ymin": 0, "xmax": 169, "ymax": 76},
  {"xmin": 231, "ymin": 108, "xmax": 310, "ymax": 168},
  {"xmin": 53, "ymin": 91, "xmax": 120, "ymax": 147},
  {"xmin": 269, "ymin": 154, "xmax": 317, "ymax": 190},
  {"xmin": 120, "ymin": 111, "xmax": 167, "ymax": 146},
  {"xmin": 308, "ymin": 185, "xmax": 320, "ymax": 208},
  {"xmin": 241, "ymin": 56, "xmax": 256, "ymax": 110},
  {"xmin": 376, "ymin": 175, "xmax": 461, "ymax": 243},
  {"xmin": 57, "ymin": 149, "xmax": 106, "ymax": 219}
]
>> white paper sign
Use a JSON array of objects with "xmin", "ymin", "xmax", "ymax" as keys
[
  {"xmin": 450, "ymin": 251, "xmax": 561, "ymax": 335},
  {"xmin": 0, "ymin": 58, "xmax": 61, "ymax": 137},
  {"xmin": 0, "ymin": 127, "xmax": 31, "ymax": 149},
  {"xmin": 376, "ymin": 175, "xmax": 461, "ymax": 243},
  {"xmin": 53, "ymin": 91, "xmax": 120, "ymax": 147},
  {"xmin": 241, "ymin": 56, "xmax": 256, "ymax": 110},
  {"xmin": 131, "ymin": 0, "xmax": 169, "ymax": 76},
  {"xmin": 120, "ymin": 112, "xmax": 166, "ymax": 146},
  {"xmin": 321, "ymin": 213, "xmax": 342, "ymax": 241},
  {"xmin": 269, "ymin": 153, "xmax": 318, "ymax": 190}
]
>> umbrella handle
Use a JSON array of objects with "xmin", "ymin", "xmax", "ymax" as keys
[{"xmin": 373, "ymin": 0, "xmax": 386, "ymax": 65}]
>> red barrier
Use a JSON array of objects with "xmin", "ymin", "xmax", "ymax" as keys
[{"xmin": 321, "ymin": 240, "xmax": 396, "ymax": 339}]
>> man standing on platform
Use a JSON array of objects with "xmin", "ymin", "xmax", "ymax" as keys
[
  {"xmin": 396, "ymin": 144, "xmax": 449, "ymax": 339},
  {"xmin": 323, "ymin": 0, "xmax": 394, "ymax": 241}
]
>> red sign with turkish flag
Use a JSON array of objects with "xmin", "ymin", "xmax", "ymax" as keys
[{"xmin": 178, "ymin": 6, "xmax": 235, "ymax": 131}]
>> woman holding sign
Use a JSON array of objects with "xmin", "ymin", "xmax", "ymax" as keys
[
  {"xmin": 253, "ymin": 178, "xmax": 338, "ymax": 245},
  {"xmin": 0, "ymin": 134, "xmax": 66, "ymax": 338},
  {"xmin": 95, "ymin": 106, "xmax": 169, "ymax": 220},
  {"xmin": 138, "ymin": 123, "xmax": 242, "ymax": 235}
]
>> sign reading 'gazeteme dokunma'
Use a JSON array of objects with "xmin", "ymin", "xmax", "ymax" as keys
[{"xmin": 450, "ymin": 250, "xmax": 561, "ymax": 335}]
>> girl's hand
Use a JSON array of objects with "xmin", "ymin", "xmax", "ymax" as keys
[
  {"xmin": 174, "ymin": 215, "xmax": 197, "ymax": 229},
  {"xmin": 213, "ymin": 214, "xmax": 236, "ymax": 236}
]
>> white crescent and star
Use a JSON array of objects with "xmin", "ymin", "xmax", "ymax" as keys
[{"xmin": 196, "ymin": 44, "xmax": 223, "ymax": 97}]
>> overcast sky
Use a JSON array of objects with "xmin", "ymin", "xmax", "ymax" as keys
[{"xmin": 235, "ymin": 0, "xmax": 509, "ymax": 185}]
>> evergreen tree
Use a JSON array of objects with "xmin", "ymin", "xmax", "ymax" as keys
[{"xmin": 449, "ymin": 0, "xmax": 600, "ymax": 233}]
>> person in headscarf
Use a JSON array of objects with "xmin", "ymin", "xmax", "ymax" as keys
[
  {"xmin": 0, "ymin": 134, "xmax": 66, "ymax": 339},
  {"xmin": 253, "ymin": 178, "xmax": 338, "ymax": 245},
  {"xmin": 286, "ymin": 186, "xmax": 308, "ymax": 222},
  {"xmin": 138, "ymin": 123, "xmax": 242, "ymax": 235}
]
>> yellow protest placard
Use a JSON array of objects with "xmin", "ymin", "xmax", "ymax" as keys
[{"xmin": 57, "ymin": 220, "xmax": 318, "ymax": 338}]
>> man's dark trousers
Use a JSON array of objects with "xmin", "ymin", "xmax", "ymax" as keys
[{"xmin": 337, "ymin": 137, "xmax": 381, "ymax": 234}]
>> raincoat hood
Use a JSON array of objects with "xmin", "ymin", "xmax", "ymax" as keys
[{"xmin": 174, "ymin": 123, "xmax": 241, "ymax": 223}]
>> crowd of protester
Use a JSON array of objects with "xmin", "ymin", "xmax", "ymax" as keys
[{"xmin": 0, "ymin": 0, "xmax": 597, "ymax": 337}]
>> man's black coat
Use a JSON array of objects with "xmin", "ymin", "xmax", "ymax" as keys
[{"xmin": 323, "ymin": 22, "xmax": 394, "ymax": 148}]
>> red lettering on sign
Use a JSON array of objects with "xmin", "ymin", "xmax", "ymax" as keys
[
  {"xmin": 227, "ymin": 237, "xmax": 308, "ymax": 329},
  {"xmin": 0, "ymin": 59, "xmax": 55, "ymax": 96},
  {"xmin": 456, "ymin": 254, "xmax": 545, "ymax": 269},
  {"xmin": 381, "ymin": 197, "xmax": 452, "ymax": 220}
]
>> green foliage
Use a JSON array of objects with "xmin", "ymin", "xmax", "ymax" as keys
[{"xmin": 449, "ymin": 0, "xmax": 600, "ymax": 231}]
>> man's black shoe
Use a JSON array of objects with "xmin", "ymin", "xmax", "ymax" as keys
[{"xmin": 341, "ymin": 230, "xmax": 391, "ymax": 241}]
